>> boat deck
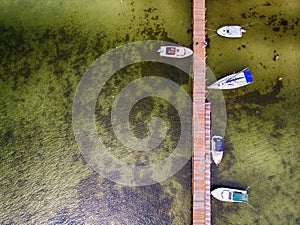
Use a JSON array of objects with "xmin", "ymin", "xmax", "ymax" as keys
[{"xmin": 192, "ymin": 0, "xmax": 211, "ymax": 224}]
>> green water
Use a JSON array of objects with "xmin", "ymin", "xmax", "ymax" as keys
[
  {"xmin": 0, "ymin": 0, "xmax": 192, "ymax": 224},
  {"xmin": 207, "ymin": 0, "xmax": 300, "ymax": 224},
  {"xmin": 0, "ymin": 0, "xmax": 299, "ymax": 224}
]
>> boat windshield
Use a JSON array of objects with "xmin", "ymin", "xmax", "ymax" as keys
[{"xmin": 221, "ymin": 190, "xmax": 232, "ymax": 200}]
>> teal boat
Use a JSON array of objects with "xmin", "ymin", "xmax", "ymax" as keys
[{"xmin": 211, "ymin": 187, "xmax": 248, "ymax": 203}]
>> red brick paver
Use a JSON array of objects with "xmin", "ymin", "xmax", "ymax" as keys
[{"xmin": 192, "ymin": 0, "xmax": 211, "ymax": 224}]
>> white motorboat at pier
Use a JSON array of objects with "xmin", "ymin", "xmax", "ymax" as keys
[
  {"xmin": 217, "ymin": 25, "xmax": 246, "ymax": 38},
  {"xmin": 157, "ymin": 46, "xmax": 193, "ymax": 58}
]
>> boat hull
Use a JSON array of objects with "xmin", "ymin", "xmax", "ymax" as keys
[
  {"xmin": 157, "ymin": 46, "xmax": 193, "ymax": 58},
  {"xmin": 207, "ymin": 68, "xmax": 253, "ymax": 90},
  {"xmin": 217, "ymin": 26, "xmax": 246, "ymax": 38},
  {"xmin": 211, "ymin": 188, "xmax": 248, "ymax": 203}
]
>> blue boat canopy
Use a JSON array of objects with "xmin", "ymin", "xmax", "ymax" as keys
[
  {"xmin": 213, "ymin": 138, "xmax": 224, "ymax": 152},
  {"xmin": 243, "ymin": 69, "xmax": 253, "ymax": 83}
]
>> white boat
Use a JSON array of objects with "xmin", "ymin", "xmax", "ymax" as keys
[
  {"xmin": 211, "ymin": 188, "xmax": 249, "ymax": 203},
  {"xmin": 207, "ymin": 68, "xmax": 253, "ymax": 90},
  {"xmin": 217, "ymin": 26, "xmax": 246, "ymax": 38},
  {"xmin": 157, "ymin": 46, "xmax": 193, "ymax": 58},
  {"xmin": 211, "ymin": 135, "xmax": 224, "ymax": 165}
]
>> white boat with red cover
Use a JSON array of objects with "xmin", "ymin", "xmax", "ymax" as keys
[{"xmin": 157, "ymin": 46, "xmax": 193, "ymax": 58}]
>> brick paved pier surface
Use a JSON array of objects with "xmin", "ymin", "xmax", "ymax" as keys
[{"xmin": 192, "ymin": 0, "xmax": 211, "ymax": 224}]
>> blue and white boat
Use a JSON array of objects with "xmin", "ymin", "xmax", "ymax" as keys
[
  {"xmin": 211, "ymin": 135, "xmax": 224, "ymax": 165},
  {"xmin": 211, "ymin": 187, "xmax": 249, "ymax": 203},
  {"xmin": 217, "ymin": 25, "xmax": 246, "ymax": 38},
  {"xmin": 207, "ymin": 68, "xmax": 253, "ymax": 90}
]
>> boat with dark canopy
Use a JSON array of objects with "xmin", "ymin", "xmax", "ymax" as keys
[{"xmin": 211, "ymin": 135, "xmax": 224, "ymax": 165}]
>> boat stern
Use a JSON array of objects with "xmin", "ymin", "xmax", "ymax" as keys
[
  {"xmin": 243, "ymin": 69, "xmax": 253, "ymax": 84},
  {"xmin": 233, "ymin": 191, "xmax": 249, "ymax": 203},
  {"xmin": 157, "ymin": 47, "xmax": 164, "ymax": 53}
]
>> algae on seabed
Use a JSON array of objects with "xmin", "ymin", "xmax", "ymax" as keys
[
  {"xmin": 206, "ymin": 0, "xmax": 300, "ymax": 224},
  {"xmin": 0, "ymin": 0, "xmax": 193, "ymax": 224}
]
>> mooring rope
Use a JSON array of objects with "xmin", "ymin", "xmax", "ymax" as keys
[
  {"xmin": 241, "ymin": 21, "xmax": 260, "ymax": 27},
  {"xmin": 206, "ymin": 28, "xmax": 217, "ymax": 31},
  {"xmin": 207, "ymin": 33, "xmax": 218, "ymax": 38}
]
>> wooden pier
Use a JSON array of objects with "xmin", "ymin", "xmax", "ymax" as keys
[{"xmin": 192, "ymin": 0, "xmax": 211, "ymax": 224}]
